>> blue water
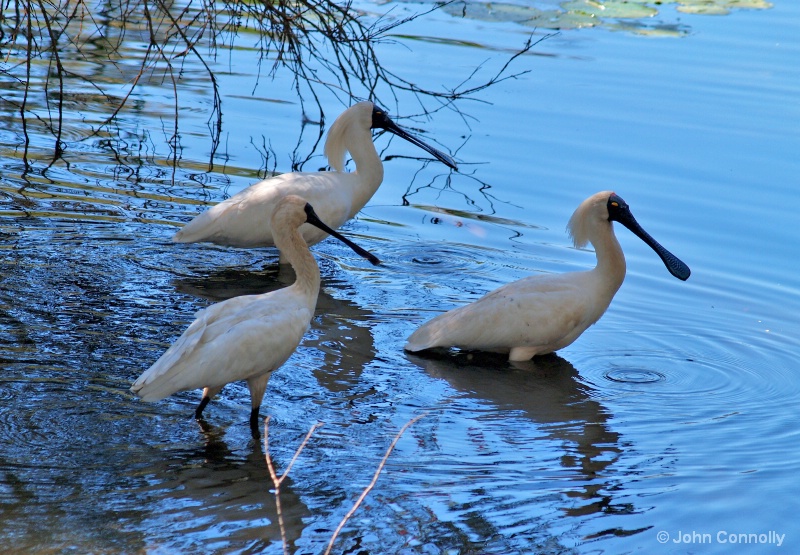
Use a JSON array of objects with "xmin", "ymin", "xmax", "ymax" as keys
[{"xmin": 1, "ymin": 0, "xmax": 798, "ymax": 553}]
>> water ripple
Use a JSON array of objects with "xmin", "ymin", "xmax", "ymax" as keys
[
  {"xmin": 574, "ymin": 331, "xmax": 800, "ymax": 412},
  {"xmin": 604, "ymin": 368, "xmax": 665, "ymax": 384}
]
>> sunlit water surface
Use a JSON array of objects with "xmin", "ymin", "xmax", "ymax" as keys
[{"xmin": 1, "ymin": 0, "xmax": 798, "ymax": 553}]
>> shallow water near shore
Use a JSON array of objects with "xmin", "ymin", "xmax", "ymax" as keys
[{"xmin": 1, "ymin": 0, "xmax": 798, "ymax": 553}]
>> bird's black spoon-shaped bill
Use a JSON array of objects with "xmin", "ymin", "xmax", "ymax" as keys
[
  {"xmin": 607, "ymin": 194, "xmax": 691, "ymax": 281},
  {"xmin": 304, "ymin": 204, "xmax": 380, "ymax": 266},
  {"xmin": 371, "ymin": 107, "xmax": 458, "ymax": 171}
]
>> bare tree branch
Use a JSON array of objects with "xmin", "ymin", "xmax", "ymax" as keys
[{"xmin": 1, "ymin": 0, "xmax": 542, "ymax": 170}]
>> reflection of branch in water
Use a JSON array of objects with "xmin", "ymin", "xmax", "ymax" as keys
[
  {"xmin": 323, "ymin": 413, "xmax": 425, "ymax": 555},
  {"xmin": 289, "ymin": 115, "xmax": 327, "ymax": 173},
  {"xmin": 402, "ymin": 163, "xmax": 516, "ymax": 215},
  {"xmin": 250, "ymin": 136, "xmax": 280, "ymax": 179},
  {"xmin": 1, "ymin": 0, "xmax": 542, "ymax": 172},
  {"xmin": 247, "ymin": 111, "xmax": 329, "ymax": 176},
  {"xmin": 379, "ymin": 32, "xmax": 553, "ymax": 122},
  {"xmin": 401, "ymin": 160, "xmax": 533, "ymax": 244},
  {"xmin": 1, "ymin": 0, "xmax": 224, "ymax": 170},
  {"xmin": 261, "ymin": 415, "xmax": 426, "ymax": 555}
]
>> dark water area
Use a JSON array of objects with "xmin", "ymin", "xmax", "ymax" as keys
[{"xmin": 1, "ymin": 0, "xmax": 798, "ymax": 553}]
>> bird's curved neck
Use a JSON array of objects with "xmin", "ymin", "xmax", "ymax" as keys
[
  {"xmin": 275, "ymin": 228, "xmax": 321, "ymax": 299},
  {"xmin": 348, "ymin": 129, "xmax": 384, "ymax": 200},
  {"xmin": 590, "ymin": 223, "xmax": 627, "ymax": 296}
]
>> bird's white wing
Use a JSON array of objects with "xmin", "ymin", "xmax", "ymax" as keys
[
  {"xmin": 131, "ymin": 292, "xmax": 312, "ymax": 401},
  {"xmin": 173, "ymin": 171, "xmax": 358, "ymax": 248},
  {"xmin": 405, "ymin": 273, "xmax": 596, "ymax": 356}
]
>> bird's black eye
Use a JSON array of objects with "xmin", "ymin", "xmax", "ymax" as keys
[
  {"xmin": 371, "ymin": 107, "xmax": 392, "ymax": 130},
  {"xmin": 606, "ymin": 194, "xmax": 627, "ymax": 221}
]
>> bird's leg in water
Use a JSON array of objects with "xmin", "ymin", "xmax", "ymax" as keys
[
  {"xmin": 249, "ymin": 406, "xmax": 261, "ymax": 436},
  {"xmin": 247, "ymin": 373, "xmax": 270, "ymax": 436},
  {"xmin": 195, "ymin": 396, "xmax": 211, "ymax": 420},
  {"xmin": 195, "ymin": 385, "xmax": 222, "ymax": 420}
]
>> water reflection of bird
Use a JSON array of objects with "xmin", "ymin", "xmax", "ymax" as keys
[
  {"xmin": 135, "ymin": 421, "xmax": 309, "ymax": 552},
  {"xmin": 405, "ymin": 191, "xmax": 691, "ymax": 361},
  {"xmin": 131, "ymin": 196, "xmax": 379, "ymax": 434},
  {"xmin": 173, "ymin": 102, "xmax": 457, "ymax": 260},
  {"xmin": 407, "ymin": 351, "xmax": 620, "ymax": 488}
]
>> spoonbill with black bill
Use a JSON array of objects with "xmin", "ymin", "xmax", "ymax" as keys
[
  {"xmin": 172, "ymin": 101, "xmax": 457, "ymax": 261},
  {"xmin": 131, "ymin": 195, "xmax": 379, "ymax": 434},
  {"xmin": 404, "ymin": 191, "xmax": 691, "ymax": 361}
]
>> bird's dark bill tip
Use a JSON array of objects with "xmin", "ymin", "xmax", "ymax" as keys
[
  {"xmin": 439, "ymin": 151, "xmax": 458, "ymax": 171},
  {"xmin": 670, "ymin": 260, "xmax": 691, "ymax": 281},
  {"xmin": 349, "ymin": 244, "xmax": 380, "ymax": 266},
  {"xmin": 303, "ymin": 203, "xmax": 380, "ymax": 266}
]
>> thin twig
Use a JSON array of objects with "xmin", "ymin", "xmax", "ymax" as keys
[
  {"xmin": 2, "ymin": 0, "xmax": 544, "ymax": 167},
  {"xmin": 323, "ymin": 413, "xmax": 427, "ymax": 555},
  {"xmin": 264, "ymin": 416, "xmax": 324, "ymax": 555}
]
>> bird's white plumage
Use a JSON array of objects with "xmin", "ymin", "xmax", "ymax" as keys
[
  {"xmin": 131, "ymin": 294, "xmax": 312, "ymax": 402},
  {"xmin": 172, "ymin": 101, "xmax": 453, "ymax": 253},
  {"xmin": 405, "ymin": 191, "xmax": 644, "ymax": 361},
  {"xmin": 405, "ymin": 272, "xmax": 608, "ymax": 361},
  {"xmin": 131, "ymin": 195, "xmax": 329, "ymax": 420},
  {"xmin": 172, "ymin": 171, "xmax": 360, "ymax": 248}
]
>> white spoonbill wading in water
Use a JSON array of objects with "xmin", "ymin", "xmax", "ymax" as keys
[
  {"xmin": 131, "ymin": 195, "xmax": 380, "ymax": 433},
  {"xmin": 404, "ymin": 191, "xmax": 691, "ymax": 361},
  {"xmin": 172, "ymin": 101, "xmax": 457, "ymax": 259}
]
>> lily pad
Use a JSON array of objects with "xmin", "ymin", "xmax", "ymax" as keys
[
  {"xmin": 605, "ymin": 21, "xmax": 690, "ymax": 37},
  {"xmin": 438, "ymin": 0, "xmax": 772, "ymax": 34},
  {"xmin": 440, "ymin": 1, "xmax": 544, "ymax": 24},
  {"xmin": 674, "ymin": 0, "xmax": 773, "ymax": 15},
  {"xmin": 561, "ymin": 0, "xmax": 659, "ymax": 19},
  {"xmin": 518, "ymin": 9, "xmax": 602, "ymax": 30},
  {"xmin": 441, "ymin": 2, "xmax": 598, "ymax": 29}
]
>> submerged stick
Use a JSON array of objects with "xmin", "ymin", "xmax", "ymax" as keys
[
  {"xmin": 264, "ymin": 416, "xmax": 324, "ymax": 555},
  {"xmin": 323, "ymin": 413, "xmax": 427, "ymax": 555}
]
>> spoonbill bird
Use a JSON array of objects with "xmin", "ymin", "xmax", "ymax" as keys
[
  {"xmin": 131, "ymin": 195, "xmax": 379, "ymax": 433},
  {"xmin": 172, "ymin": 101, "xmax": 457, "ymax": 258},
  {"xmin": 404, "ymin": 191, "xmax": 691, "ymax": 361}
]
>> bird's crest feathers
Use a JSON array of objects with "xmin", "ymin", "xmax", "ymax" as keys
[{"xmin": 567, "ymin": 191, "xmax": 614, "ymax": 248}]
